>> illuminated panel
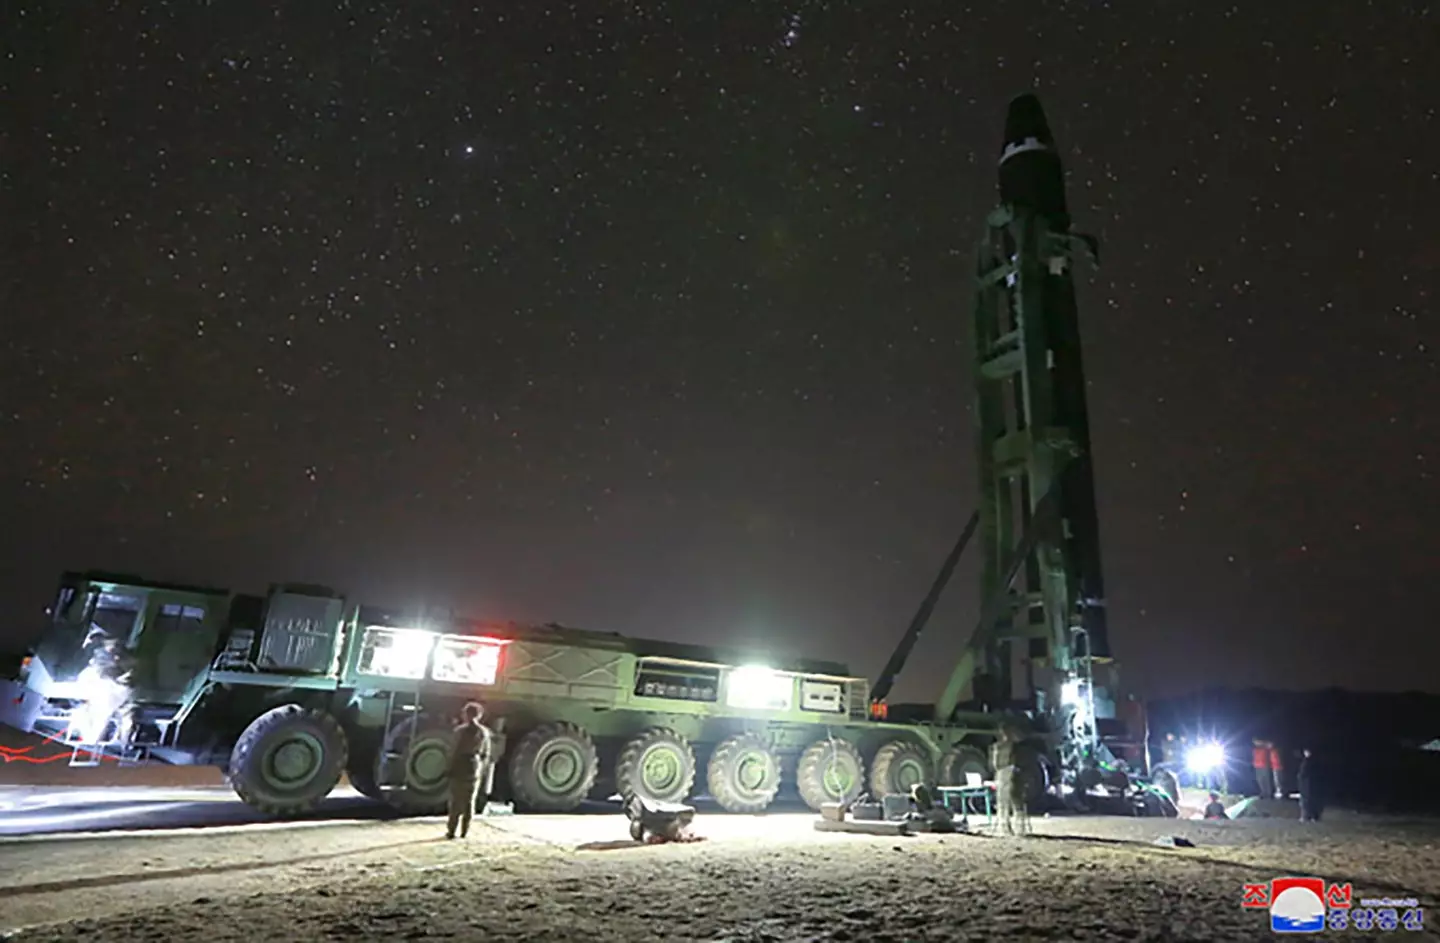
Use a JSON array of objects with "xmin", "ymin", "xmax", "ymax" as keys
[
  {"xmin": 432, "ymin": 635, "xmax": 507, "ymax": 686},
  {"xmin": 634, "ymin": 661, "xmax": 720, "ymax": 703},
  {"xmin": 724, "ymin": 665, "xmax": 794, "ymax": 711},
  {"xmin": 356, "ymin": 626, "xmax": 436, "ymax": 680},
  {"xmin": 800, "ymin": 679, "xmax": 845, "ymax": 714}
]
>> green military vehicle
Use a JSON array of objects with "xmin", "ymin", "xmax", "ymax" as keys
[
  {"xmin": 1, "ymin": 570, "xmax": 1033, "ymax": 818},
  {"xmin": 1, "ymin": 97, "xmax": 1170, "ymax": 820}
]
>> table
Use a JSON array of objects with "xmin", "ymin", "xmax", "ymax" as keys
[{"xmin": 936, "ymin": 783, "xmax": 994, "ymax": 827}]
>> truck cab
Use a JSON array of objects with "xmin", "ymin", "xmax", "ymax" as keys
[{"xmin": 7, "ymin": 572, "xmax": 231, "ymax": 747}]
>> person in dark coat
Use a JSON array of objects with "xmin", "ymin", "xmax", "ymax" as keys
[{"xmin": 1297, "ymin": 748, "xmax": 1321, "ymax": 822}]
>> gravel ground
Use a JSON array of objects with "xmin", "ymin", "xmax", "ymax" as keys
[{"xmin": 4, "ymin": 811, "xmax": 1439, "ymax": 942}]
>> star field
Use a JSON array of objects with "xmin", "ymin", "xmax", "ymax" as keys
[{"xmin": 2, "ymin": 1, "xmax": 1437, "ymax": 698}]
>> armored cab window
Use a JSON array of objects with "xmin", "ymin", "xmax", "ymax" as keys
[
  {"xmin": 52, "ymin": 586, "xmax": 76, "ymax": 621},
  {"xmin": 86, "ymin": 593, "xmax": 145, "ymax": 649},
  {"xmin": 153, "ymin": 604, "xmax": 207, "ymax": 631}
]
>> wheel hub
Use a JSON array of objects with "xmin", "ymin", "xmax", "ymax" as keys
[
  {"xmin": 641, "ymin": 745, "xmax": 682, "ymax": 793},
  {"xmin": 735, "ymin": 752, "xmax": 768, "ymax": 793},
  {"xmin": 823, "ymin": 758, "xmax": 855, "ymax": 797},
  {"xmin": 407, "ymin": 737, "xmax": 450, "ymax": 790},
  {"xmin": 266, "ymin": 734, "xmax": 321, "ymax": 789},
  {"xmin": 894, "ymin": 758, "xmax": 925, "ymax": 791},
  {"xmin": 537, "ymin": 742, "xmax": 583, "ymax": 793}
]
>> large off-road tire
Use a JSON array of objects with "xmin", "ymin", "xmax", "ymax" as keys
[
  {"xmin": 227, "ymin": 704, "xmax": 347, "ymax": 816},
  {"xmin": 868, "ymin": 740, "xmax": 935, "ymax": 798},
  {"xmin": 507, "ymin": 722, "xmax": 599, "ymax": 813},
  {"xmin": 615, "ymin": 727, "xmax": 695, "ymax": 804},
  {"xmin": 1137, "ymin": 787, "xmax": 1179, "ymax": 818},
  {"xmin": 937, "ymin": 744, "xmax": 991, "ymax": 786},
  {"xmin": 381, "ymin": 716, "xmax": 454, "ymax": 815},
  {"xmin": 1018, "ymin": 747, "xmax": 1051, "ymax": 809},
  {"xmin": 706, "ymin": 732, "xmax": 781, "ymax": 813},
  {"xmin": 796, "ymin": 738, "xmax": 865, "ymax": 811},
  {"xmin": 346, "ymin": 760, "xmax": 383, "ymax": 800},
  {"xmin": 343, "ymin": 729, "xmax": 384, "ymax": 800}
]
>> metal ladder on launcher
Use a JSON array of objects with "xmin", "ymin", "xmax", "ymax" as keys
[
  {"xmin": 378, "ymin": 688, "xmax": 424, "ymax": 786},
  {"xmin": 67, "ymin": 721, "xmax": 145, "ymax": 768}
]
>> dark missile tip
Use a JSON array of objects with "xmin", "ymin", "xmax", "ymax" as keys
[{"xmin": 1003, "ymin": 93, "xmax": 1054, "ymax": 149}]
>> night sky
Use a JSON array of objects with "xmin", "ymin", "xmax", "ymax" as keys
[{"xmin": 3, "ymin": 3, "xmax": 1437, "ymax": 700}]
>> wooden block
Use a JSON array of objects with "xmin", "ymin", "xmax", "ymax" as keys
[{"xmin": 814, "ymin": 819, "xmax": 910, "ymax": 836}]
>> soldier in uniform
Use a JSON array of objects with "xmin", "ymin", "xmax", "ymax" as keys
[
  {"xmin": 445, "ymin": 702, "xmax": 493, "ymax": 840},
  {"xmin": 1008, "ymin": 735, "xmax": 1033, "ymax": 835},
  {"xmin": 1297, "ymin": 748, "xmax": 1321, "ymax": 822},
  {"xmin": 990, "ymin": 726, "xmax": 1029, "ymax": 835}
]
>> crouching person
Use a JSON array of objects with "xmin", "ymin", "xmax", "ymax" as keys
[{"xmin": 446, "ymin": 702, "xmax": 494, "ymax": 840}]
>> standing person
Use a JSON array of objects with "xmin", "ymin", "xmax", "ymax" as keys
[
  {"xmin": 445, "ymin": 702, "xmax": 493, "ymax": 840},
  {"xmin": 1252, "ymin": 739, "xmax": 1274, "ymax": 799},
  {"xmin": 1268, "ymin": 741, "xmax": 1285, "ymax": 799},
  {"xmin": 1297, "ymin": 748, "xmax": 1321, "ymax": 822},
  {"xmin": 1007, "ymin": 739, "xmax": 1033, "ymax": 836},
  {"xmin": 990, "ymin": 726, "xmax": 1018, "ymax": 835}
]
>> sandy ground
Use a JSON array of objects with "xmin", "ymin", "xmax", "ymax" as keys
[{"xmin": 3, "ymin": 809, "xmax": 1438, "ymax": 942}]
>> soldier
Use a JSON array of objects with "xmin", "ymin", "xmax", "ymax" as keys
[
  {"xmin": 990, "ymin": 726, "xmax": 1029, "ymax": 835},
  {"xmin": 1297, "ymin": 748, "xmax": 1321, "ymax": 823},
  {"xmin": 1008, "ymin": 738, "xmax": 1033, "ymax": 836},
  {"xmin": 445, "ymin": 702, "xmax": 493, "ymax": 840}
]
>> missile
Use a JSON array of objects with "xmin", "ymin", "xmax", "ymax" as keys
[
  {"xmin": 998, "ymin": 92, "xmax": 1071, "ymax": 232},
  {"xmin": 1001, "ymin": 93, "xmax": 1110, "ymax": 662}
]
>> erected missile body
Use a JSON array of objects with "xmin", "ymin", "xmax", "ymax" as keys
[
  {"xmin": 937, "ymin": 95, "xmax": 1113, "ymax": 778},
  {"xmin": 996, "ymin": 93, "xmax": 1110, "ymax": 665}
]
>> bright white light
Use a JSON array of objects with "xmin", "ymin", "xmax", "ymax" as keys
[
  {"xmin": 360, "ymin": 626, "xmax": 436, "ymax": 679},
  {"xmin": 66, "ymin": 666, "xmax": 128, "ymax": 744},
  {"xmin": 1186, "ymin": 741, "xmax": 1225, "ymax": 774},
  {"xmin": 1061, "ymin": 679, "xmax": 1083, "ymax": 706},
  {"xmin": 725, "ymin": 665, "xmax": 793, "ymax": 711},
  {"xmin": 432, "ymin": 636, "xmax": 504, "ymax": 685}
]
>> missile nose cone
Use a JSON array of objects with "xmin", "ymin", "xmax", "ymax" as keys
[
  {"xmin": 996, "ymin": 92, "xmax": 1069, "ymax": 223},
  {"xmin": 1003, "ymin": 93, "xmax": 1054, "ymax": 151}
]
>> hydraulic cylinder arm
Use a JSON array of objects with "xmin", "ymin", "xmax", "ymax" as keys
[{"xmin": 870, "ymin": 510, "xmax": 980, "ymax": 705}]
